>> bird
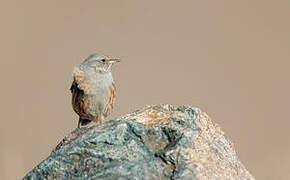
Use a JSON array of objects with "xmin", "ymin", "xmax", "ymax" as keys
[{"xmin": 70, "ymin": 53, "xmax": 120, "ymax": 128}]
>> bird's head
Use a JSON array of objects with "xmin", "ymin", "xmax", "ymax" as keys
[{"xmin": 80, "ymin": 53, "xmax": 120, "ymax": 73}]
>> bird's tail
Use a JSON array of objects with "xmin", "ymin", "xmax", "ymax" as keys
[{"xmin": 78, "ymin": 117, "xmax": 92, "ymax": 128}]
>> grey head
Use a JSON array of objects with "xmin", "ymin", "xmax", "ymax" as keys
[{"xmin": 79, "ymin": 53, "xmax": 120, "ymax": 74}]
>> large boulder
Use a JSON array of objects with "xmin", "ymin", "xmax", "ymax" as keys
[{"xmin": 23, "ymin": 105, "xmax": 254, "ymax": 179}]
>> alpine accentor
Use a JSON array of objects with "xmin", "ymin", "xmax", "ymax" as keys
[{"xmin": 70, "ymin": 53, "xmax": 120, "ymax": 128}]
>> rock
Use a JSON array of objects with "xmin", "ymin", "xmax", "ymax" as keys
[{"xmin": 23, "ymin": 105, "xmax": 254, "ymax": 180}]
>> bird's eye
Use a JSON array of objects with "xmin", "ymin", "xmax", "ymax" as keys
[{"xmin": 101, "ymin": 59, "xmax": 106, "ymax": 62}]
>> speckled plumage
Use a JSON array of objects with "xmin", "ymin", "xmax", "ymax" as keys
[{"xmin": 70, "ymin": 53, "xmax": 120, "ymax": 127}]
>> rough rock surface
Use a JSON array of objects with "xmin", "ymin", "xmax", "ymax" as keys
[{"xmin": 23, "ymin": 105, "xmax": 254, "ymax": 180}]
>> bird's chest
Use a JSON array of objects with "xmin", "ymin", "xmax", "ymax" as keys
[
  {"xmin": 86, "ymin": 72, "xmax": 114, "ymax": 108},
  {"xmin": 86, "ymin": 71, "xmax": 114, "ymax": 91}
]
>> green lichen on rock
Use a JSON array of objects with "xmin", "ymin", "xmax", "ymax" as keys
[{"xmin": 23, "ymin": 105, "xmax": 254, "ymax": 180}]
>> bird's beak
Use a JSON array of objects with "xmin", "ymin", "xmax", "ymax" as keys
[{"xmin": 105, "ymin": 57, "xmax": 121, "ymax": 64}]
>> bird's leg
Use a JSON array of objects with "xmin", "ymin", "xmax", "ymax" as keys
[
  {"xmin": 96, "ymin": 120, "xmax": 102, "ymax": 125},
  {"xmin": 97, "ymin": 115, "xmax": 104, "ymax": 125},
  {"xmin": 77, "ymin": 117, "xmax": 81, "ymax": 128}
]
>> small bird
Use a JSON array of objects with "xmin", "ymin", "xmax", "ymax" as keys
[{"xmin": 70, "ymin": 53, "xmax": 120, "ymax": 128}]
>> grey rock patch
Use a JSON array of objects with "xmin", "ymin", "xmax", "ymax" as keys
[{"xmin": 23, "ymin": 105, "xmax": 254, "ymax": 180}]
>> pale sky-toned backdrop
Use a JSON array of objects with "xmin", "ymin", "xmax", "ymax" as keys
[{"xmin": 0, "ymin": 1, "xmax": 289, "ymax": 179}]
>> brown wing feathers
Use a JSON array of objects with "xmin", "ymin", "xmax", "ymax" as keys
[
  {"xmin": 104, "ymin": 83, "xmax": 116, "ymax": 117},
  {"xmin": 71, "ymin": 81, "xmax": 91, "ymax": 117}
]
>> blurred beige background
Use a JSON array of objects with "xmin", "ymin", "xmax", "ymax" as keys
[{"xmin": 0, "ymin": 0, "xmax": 289, "ymax": 179}]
